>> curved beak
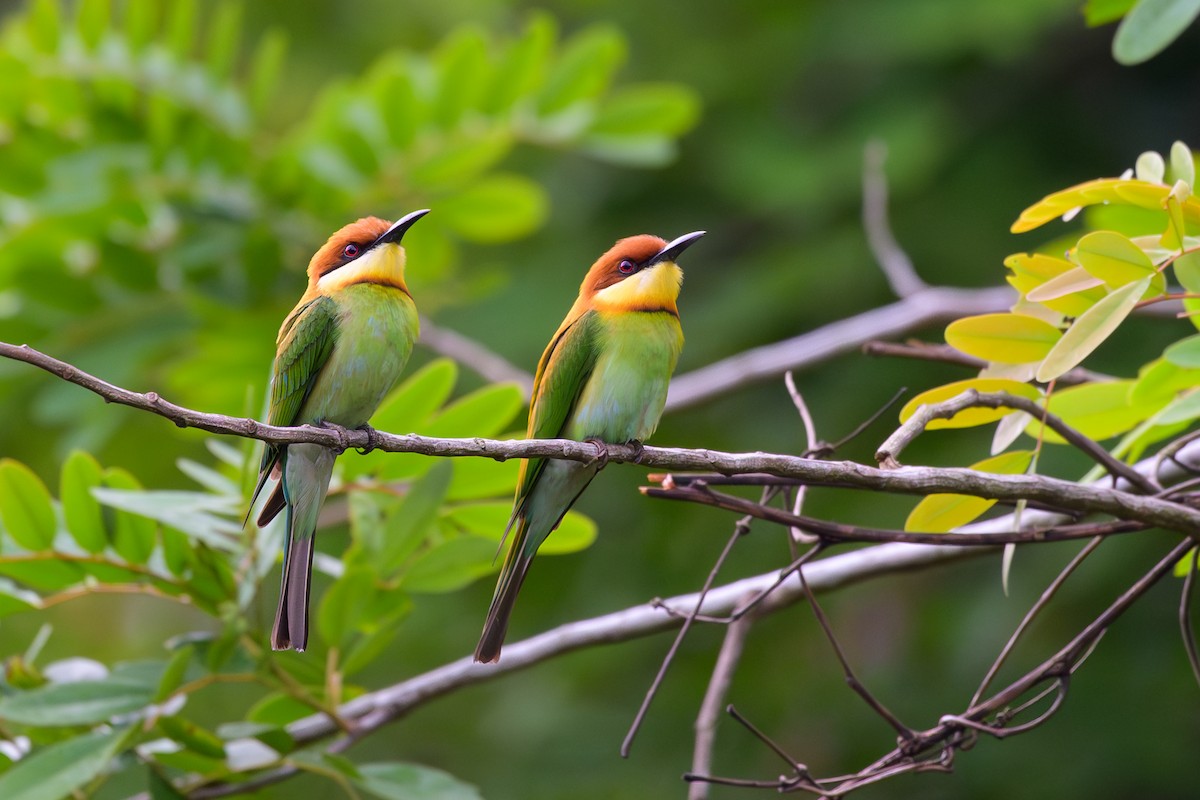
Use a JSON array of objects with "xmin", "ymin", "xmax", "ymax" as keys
[
  {"xmin": 648, "ymin": 230, "xmax": 705, "ymax": 266},
  {"xmin": 376, "ymin": 208, "xmax": 431, "ymax": 247}
]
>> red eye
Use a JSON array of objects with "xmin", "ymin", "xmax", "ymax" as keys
[
  {"xmin": 617, "ymin": 259, "xmax": 636, "ymax": 274},
  {"xmin": 342, "ymin": 243, "xmax": 360, "ymax": 259}
]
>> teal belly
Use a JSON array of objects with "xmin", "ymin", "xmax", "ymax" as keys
[
  {"xmin": 301, "ymin": 285, "xmax": 418, "ymax": 427},
  {"xmin": 567, "ymin": 311, "xmax": 682, "ymax": 443}
]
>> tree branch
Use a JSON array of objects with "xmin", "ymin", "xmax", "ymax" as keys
[
  {"xmin": 664, "ymin": 285, "xmax": 1014, "ymax": 411},
  {"xmin": 3, "ymin": 341, "xmax": 1197, "ymax": 537}
]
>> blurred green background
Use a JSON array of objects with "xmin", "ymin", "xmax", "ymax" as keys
[{"xmin": 1, "ymin": 0, "xmax": 1198, "ymax": 797}]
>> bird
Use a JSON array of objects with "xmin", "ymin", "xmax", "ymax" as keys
[
  {"xmin": 474, "ymin": 230, "xmax": 705, "ymax": 663},
  {"xmin": 249, "ymin": 209, "xmax": 429, "ymax": 651}
]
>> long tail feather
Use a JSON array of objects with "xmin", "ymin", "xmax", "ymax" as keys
[
  {"xmin": 271, "ymin": 534, "xmax": 315, "ymax": 650},
  {"xmin": 475, "ymin": 546, "xmax": 535, "ymax": 663},
  {"xmin": 268, "ymin": 444, "xmax": 335, "ymax": 652}
]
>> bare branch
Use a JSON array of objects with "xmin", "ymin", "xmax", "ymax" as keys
[
  {"xmin": 689, "ymin": 597, "xmax": 757, "ymax": 800},
  {"xmin": 5, "ymin": 341, "xmax": 1193, "ymax": 534},
  {"xmin": 862, "ymin": 140, "xmax": 926, "ymax": 297},
  {"xmin": 861, "ymin": 340, "xmax": 1112, "ymax": 386},
  {"xmin": 664, "ymin": 285, "xmax": 1014, "ymax": 411}
]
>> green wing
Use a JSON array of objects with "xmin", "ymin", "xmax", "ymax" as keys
[
  {"xmin": 269, "ymin": 295, "xmax": 339, "ymax": 429},
  {"xmin": 514, "ymin": 309, "xmax": 599, "ymax": 505}
]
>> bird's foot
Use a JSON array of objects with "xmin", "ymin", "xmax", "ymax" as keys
[
  {"xmin": 355, "ymin": 424, "xmax": 380, "ymax": 455},
  {"xmin": 627, "ymin": 440, "xmax": 646, "ymax": 464},
  {"xmin": 318, "ymin": 420, "xmax": 353, "ymax": 454},
  {"xmin": 584, "ymin": 437, "xmax": 610, "ymax": 469}
]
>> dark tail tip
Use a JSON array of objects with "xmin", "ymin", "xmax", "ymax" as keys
[
  {"xmin": 474, "ymin": 552, "xmax": 536, "ymax": 664},
  {"xmin": 271, "ymin": 536, "xmax": 314, "ymax": 651}
]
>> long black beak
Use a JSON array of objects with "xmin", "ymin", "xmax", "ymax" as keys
[
  {"xmin": 375, "ymin": 208, "xmax": 431, "ymax": 247},
  {"xmin": 648, "ymin": 230, "xmax": 705, "ymax": 265}
]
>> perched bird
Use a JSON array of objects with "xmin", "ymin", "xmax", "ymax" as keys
[
  {"xmin": 475, "ymin": 230, "xmax": 705, "ymax": 663},
  {"xmin": 250, "ymin": 209, "xmax": 429, "ymax": 651}
]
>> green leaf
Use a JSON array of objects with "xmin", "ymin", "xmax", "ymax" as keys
[
  {"xmin": 899, "ymin": 379, "xmax": 1042, "ymax": 430},
  {"xmin": 905, "ymin": 451, "xmax": 1034, "ymax": 533},
  {"xmin": 343, "ymin": 360, "xmax": 458, "ymax": 481},
  {"xmin": 0, "ymin": 460, "xmax": 56, "ymax": 550},
  {"xmin": 148, "ymin": 768, "xmax": 188, "ymax": 800},
  {"xmin": 1130, "ymin": 357, "xmax": 1200, "ymax": 405},
  {"xmin": 166, "ymin": 0, "xmax": 197, "ymax": 58},
  {"xmin": 944, "ymin": 313, "xmax": 1062, "ymax": 364},
  {"xmin": 0, "ymin": 679, "xmax": 153, "ymax": 726},
  {"xmin": 354, "ymin": 761, "xmax": 483, "ymax": 800},
  {"xmin": 154, "ymin": 645, "xmax": 196, "ymax": 703},
  {"xmin": 380, "ymin": 462, "xmax": 454, "ymax": 574},
  {"xmin": 1030, "ymin": 380, "xmax": 1150, "ymax": 443},
  {"xmin": 1035, "ymin": 277, "xmax": 1151, "ymax": 382},
  {"xmin": 100, "ymin": 468, "xmax": 159, "ymax": 564},
  {"xmin": 204, "ymin": 1, "xmax": 241, "ymax": 81},
  {"xmin": 1073, "ymin": 231, "xmax": 1158, "ymax": 287},
  {"xmin": 587, "ymin": 84, "xmax": 701, "ymax": 138},
  {"xmin": 60, "ymin": 451, "xmax": 107, "ymax": 553},
  {"xmin": 1113, "ymin": 0, "xmax": 1200, "ymax": 64},
  {"xmin": 158, "ymin": 716, "xmax": 227, "ymax": 759},
  {"xmin": 1135, "ymin": 150, "xmax": 1165, "ymax": 184},
  {"xmin": 124, "ymin": 0, "xmax": 157, "ymax": 51},
  {"xmin": 1024, "ymin": 267, "xmax": 1105, "ymax": 305},
  {"xmin": 444, "ymin": 503, "xmax": 596, "ymax": 555},
  {"xmin": 92, "ymin": 487, "xmax": 239, "ymax": 552},
  {"xmin": 340, "ymin": 597, "xmax": 412, "ymax": 676},
  {"xmin": 407, "ymin": 131, "xmax": 513, "ymax": 189},
  {"xmin": 1164, "ymin": 333, "xmax": 1200, "ymax": 367},
  {"xmin": 401, "ymin": 535, "xmax": 497, "ymax": 594},
  {"xmin": 437, "ymin": 175, "xmax": 548, "ymax": 243},
  {"xmin": 1005, "ymin": 253, "xmax": 1108, "ymax": 317},
  {"xmin": 1156, "ymin": 388, "xmax": 1200, "ymax": 425},
  {"xmin": 26, "ymin": 0, "xmax": 61, "ymax": 53},
  {"xmin": 423, "ymin": 383, "xmax": 524, "ymax": 439},
  {"xmin": 249, "ymin": 31, "xmax": 287, "ymax": 116},
  {"xmin": 246, "ymin": 692, "xmax": 313, "ymax": 727},
  {"xmin": 0, "ymin": 729, "xmax": 126, "ymax": 800},
  {"xmin": 0, "ymin": 579, "xmax": 41, "ymax": 618},
  {"xmin": 1086, "ymin": 0, "xmax": 1139, "ymax": 25},
  {"xmin": 433, "ymin": 27, "xmax": 488, "ymax": 129},
  {"xmin": 75, "ymin": 0, "xmax": 110, "ymax": 49},
  {"xmin": 537, "ymin": 24, "xmax": 626, "ymax": 116},
  {"xmin": 1170, "ymin": 141, "xmax": 1196, "ymax": 187},
  {"xmin": 481, "ymin": 13, "xmax": 555, "ymax": 115},
  {"xmin": 446, "ymin": 455, "xmax": 521, "ymax": 501},
  {"xmin": 317, "ymin": 566, "xmax": 379, "ymax": 649}
]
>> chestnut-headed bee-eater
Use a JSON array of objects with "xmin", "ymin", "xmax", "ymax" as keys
[
  {"xmin": 474, "ymin": 230, "xmax": 705, "ymax": 662},
  {"xmin": 250, "ymin": 209, "xmax": 429, "ymax": 651}
]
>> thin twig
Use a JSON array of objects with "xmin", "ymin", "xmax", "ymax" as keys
[
  {"xmin": 689, "ymin": 597, "xmax": 758, "ymax": 800},
  {"xmin": 876, "ymin": 389, "xmax": 1160, "ymax": 494},
  {"xmin": 969, "ymin": 537, "xmax": 1104, "ymax": 707},
  {"xmin": 1180, "ymin": 547, "xmax": 1200, "ymax": 687},
  {"xmin": 861, "ymin": 340, "xmax": 1111, "ymax": 385}
]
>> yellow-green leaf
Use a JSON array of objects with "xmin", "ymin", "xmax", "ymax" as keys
[
  {"xmin": 1011, "ymin": 178, "xmax": 1192, "ymax": 234},
  {"xmin": 1005, "ymin": 253, "xmax": 1106, "ymax": 317},
  {"xmin": 1028, "ymin": 380, "xmax": 1152, "ymax": 444},
  {"xmin": 1035, "ymin": 277, "xmax": 1151, "ymax": 382},
  {"xmin": 60, "ymin": 451, "xmax": 107, "ymax": 553},
  {"xmin": 905, "ymin": 450, "xmax": 1034, "ymax": 533},
  {"xmin": 899, "ymin": 379, "xmax": 1042, "ymax": 430},
  {"xmin": 1073, "ymin": 231, "xmax": 1157, "ymax": 288},
  {"xmin": 944, "ymin": 313, "xmax": 1061, "ymax": 364},
  {"xmin": 1164, "ymin": 333, "xmax": 1200, "ymax": 367}
]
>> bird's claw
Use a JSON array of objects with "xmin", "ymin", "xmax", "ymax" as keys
[
  {"xmin": 627, "ymin": 440, "xmax": 645, "ymax": 464},
  {"xmin": 355, "ymin": 425, "xmax": 380, "ymax": 455},
  {"xmin": 584, "ymin": 438, "xmax": 610, "ymax": 468},
  {"xmin": 318, "ymin": 421, "xmax": 353, "ymax": 453}
]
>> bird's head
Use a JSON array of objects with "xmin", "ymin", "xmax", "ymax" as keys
[
  {"xmin": 582, "ymin": 231, "xmax": 705, "ymax": 314},
  {"xmin": 307, "ymin": 209, "xmax": 431, "ymax": 295}
]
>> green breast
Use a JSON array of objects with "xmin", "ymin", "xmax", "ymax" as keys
[
  {"xmin": 301, "ymin": 284, "xmax": 418, "ymax": 427},
  {"xmin": 566, "ymin": 310, "xmax": 682, "ymax": 443}
]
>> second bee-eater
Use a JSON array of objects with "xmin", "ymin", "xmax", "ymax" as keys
[
  {"xmin": 250, "ymin": 209, "xmax": 429, "ymax": 651},
  {"xmin": 474, "ymin": 230, "xmax": 705, "ymax": 663}
]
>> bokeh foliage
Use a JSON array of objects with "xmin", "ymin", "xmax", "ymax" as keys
[{"xmin": 0, "ymin": 0, "xmax": 1198, "ymax": 799}]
